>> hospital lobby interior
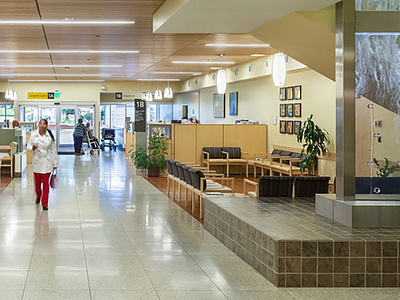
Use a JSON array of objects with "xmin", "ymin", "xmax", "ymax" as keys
[{"xmin": 0, "ymin": 0, "xmax": 399, "ymax": 299}]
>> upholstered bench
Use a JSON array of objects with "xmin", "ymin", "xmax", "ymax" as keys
[{"xmin": 202, "ymin": 147, "xmax": 248, "ymax": 176}]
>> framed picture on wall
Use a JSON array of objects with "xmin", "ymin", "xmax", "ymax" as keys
[
  {"xmin": 279, "ymin": 88, "xmax": 286, "ymax": 100},
  {"xmin": 280, "ymin": 104, "xmax": 286, "ymax": 117},
  {"xmin": 294, "ymin": 103, "xmax": 302, "ymax": 117},
  {"xmin": 286, "ymin": 86, "xmax": 294, "ymax": 100},
  {"xmin": 229, "ymin": 92, "xmax": 238, "ymax": 115},
  {"xmin": 294, "ymin": 121, "xmax": 301, "ymax": 135},
  {"xmin": 286, "ymin": 104, "xmax": 293, "ymax": 117},
  {"xmin": 213, "ymin": 93, "xmax": 225, "ymax": 118},
  {"xmin": 280, "ymin": 121, "xmax": 286, "ymax": 134},
  {"xmin": 286, "ymin": 121, "xmax": 293, "ymax": 134},
  {"xmin": 294, "ymin": 85, "xmax": 302, "ymax": 100}
]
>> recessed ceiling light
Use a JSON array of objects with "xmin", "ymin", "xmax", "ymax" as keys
[
  {"xmin": 251, "ymin": 54, "xmax": 266, "ymax": 57},
  {"xmin": 217, "ymin": 54, "xmax": 226, "ymax": 57},
  {"xmin": 151, "ymin": 71, "xmax": 202, "ymax": 75},
  {"xmin": 0, "ymin": 64, "xmax": 123, "ymax": 68},
  {"xmin": 205, "ymin": 43, "xmax": 270, "ymax": 47},
  {"xmin": 136, "ymin": 79, "xmax": 180, "ymax": 81},
  {"xmin": 9, "ymin": 79, "xmax": 105, "ymax": 82},
  {"xmin": 0, "ymin": 50, "xmax": 139, "ymax": 54},
  {"xmin": 171, "ymin": 61, "xmax": 235, "ymax": 65},
  {"xmin": 0, "ymin": 73, "xmax": 110, "ymax": 77},
  {"xmin": 0, "ymin": 20, "xmax": 135, "ymax": 25}
]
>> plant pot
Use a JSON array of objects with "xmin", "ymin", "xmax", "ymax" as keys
[{"xmin": 148, "ymin": 168, "xmax": 160, "ymax": 177}]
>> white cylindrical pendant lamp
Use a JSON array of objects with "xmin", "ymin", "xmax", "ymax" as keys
[
  {"xmin": 164, "ymin": 87, "xmax": 173, "ymax": 99},
  {"xmin": 5, "ymin": 88, "xmax": 13, "ymax": 99},
  {"xmin": 146, "ymin": 92, "xmax": 153, "ymax": 101},
  {"xmin": 154, "ymin": 89, "xmax": 163, "ymax": 100},
  {"xmin": 217, "ymin": 69, "xmax": 227, "ymax": 94},
  {"xmin": 11, "ymin": 90, "xmax": 17, "ymax": 100},
  {"xmin": 272, "ymin": 53, "xmax": 286, "ymax": 87},
  {"xmin": 141, "ymin": 92, "xmax": 146, "ymax": 100}
]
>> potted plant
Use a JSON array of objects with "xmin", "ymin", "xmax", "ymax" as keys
[
  {"xmin": 296, "ymin": 114, "xmax": 330, "ymax": 175},
  {"xmin": 130, "ymin": 132, "xmax": 169, "ymax": 177}
]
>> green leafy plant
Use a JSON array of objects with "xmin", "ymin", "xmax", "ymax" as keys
[
  {"xmin": 130, "ymin": 132, "xmax": 169, "ymax": 175},
  {"xmin": 373, "ymin": 157, "xmax": 400, "ymax": 177},
  {"xmin": 296, "ymin": 114, "xmax": 330, "ymax": 175}
]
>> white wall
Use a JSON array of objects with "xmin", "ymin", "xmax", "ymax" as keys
[{"xmin": 173, "ymin": 91, "xmax": 199, "ymax": 120}]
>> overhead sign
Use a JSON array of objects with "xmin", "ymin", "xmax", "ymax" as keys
[
  {"xmin": 134, "ymin": 99, "xmax": 146, "ymax": 132},
  {"xmin": 28, "ymin": 92, "xmax": 55, "ymax": 100},
  {"xmin": 114, "ymin": 92, "xmax": 139, "ymax": 100}
]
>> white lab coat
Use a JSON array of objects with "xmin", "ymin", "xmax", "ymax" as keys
[{"xmin": 27, "ymin": 130, "xmax": 59, "ymax": 174}]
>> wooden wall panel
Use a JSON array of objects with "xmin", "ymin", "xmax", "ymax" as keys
[
  {"xmin": 196, "ymin": 125, "xmax": 223, "ymax": 164},
  {"xmin": 173, "ymin": 125, "xmax": 197, "ymax": 163},
  {"xmin": 223, "ymin": 125, "xmax": 267, "ymax": 159}
]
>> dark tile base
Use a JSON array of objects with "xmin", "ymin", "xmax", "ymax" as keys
[{"xmin": 204, "ymin": 197, "xmax": 400, "ymax": 288}]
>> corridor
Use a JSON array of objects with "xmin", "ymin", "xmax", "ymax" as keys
[{"xmin": 0, "ymin": 152, "xmax": 397, "ymax": 299}]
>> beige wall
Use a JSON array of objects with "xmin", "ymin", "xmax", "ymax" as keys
[{"xmin": 198, "ymin": 68, "xmax": 336, "ymax": 178}]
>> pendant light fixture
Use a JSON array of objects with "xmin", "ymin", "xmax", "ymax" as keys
[
  {"xmin": 164, "ymin": 79, "xmax": 173, "ymax": 99},
  {"xmin": 146, "ymin": 92, "xmax": 153, "ymax": 101},
  {"xmin": 11, "ymin": 90, "xmax": 17, "ymax": 101},
  {"xmin": 272, "ymin": 53, "xmax": 286, "ymax": 87},
  {"xmin": 216, "ymin": 66, "xmax": 227, "ymax": 95},
  {"xmin": 5, "ymin": 79, "xmax": 13, "ymax": 99},
  {"xmin": 154, "ymin": 80, "xmax": 163, "ymax": 100},
  {"xmin": 141, "ymin": 81, "xmax": 146, "ymax": 100}
]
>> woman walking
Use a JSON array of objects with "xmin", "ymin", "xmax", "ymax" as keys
[{"xmin": 27, "ymin": 119, "xmax": 58, "ymax": 210}]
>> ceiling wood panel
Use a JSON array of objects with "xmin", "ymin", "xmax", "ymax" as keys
[{"xmin": 0, "ymin": 0, "xmax": 276, "ymax": 81}]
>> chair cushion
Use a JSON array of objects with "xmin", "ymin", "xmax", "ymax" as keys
[
  {"xmin": 294, "ymin": 176, "xmax": 330, "ymax": 197},
  {"xmin": 203, "ymin": 147, "xmax": 223, "ymax": 159},
  {"xmin": 258, "ymin": 176, "xmax": 294, "ymax": 197},
  {"xmin": 222, "ymin": 147, "xmax": 241, "ymax": 159},
  {"xmin": 271, "ymin": 149, "xmax": 282, "ymax": 162},
  {"xmin": 290, "ymin": 152, "xmax": 302, "ymax": 167},
  {"xmin": 279, "ymin": 151, "xmax": 292, "ymax": 165},
  {"xmin": 190, "ymin": 168, "xmax": 206, "ymax": 190},
  {"xmin": 171, "ymin": 161, "xmax": 180, "ymax": 177}
]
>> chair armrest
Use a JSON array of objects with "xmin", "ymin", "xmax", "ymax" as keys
[
  {"xmin": 221, "ymin": 151, "xmax": 229, "ymax": 160},
  {"xmin": 202, "ymin": 151, "xmax": 210, "ymax": 160},
  {"xmin": 289, "ymin": 158, "xmax": 301, "ymax": 162},
  {"xmin": 244, "ymin": 179, "xmax": 258, "ymax": 197},
  {"xmin": 205, "ymin": 174, "xmax": 225, "ymax": 178},
  {"xmin": 279, "ymin": 156, "xmax": 291, "ymax": 160}
]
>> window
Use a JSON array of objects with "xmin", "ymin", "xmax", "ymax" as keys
[{"xmin": 0, "ymin": 104, "xmax": 14, "ymax": 122}]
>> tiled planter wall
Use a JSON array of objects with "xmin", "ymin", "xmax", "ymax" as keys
[{"xmin": 204, "ymin": 199, "xmax": 400, "ymax": 288}]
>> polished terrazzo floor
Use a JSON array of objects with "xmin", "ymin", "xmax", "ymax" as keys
[{"xmin": 0, "ymin": 152, "xmax": 397, "ymax": 299}]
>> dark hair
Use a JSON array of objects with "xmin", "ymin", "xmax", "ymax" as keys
[
  {"xmin": 39, "ymin": 119, "xmax": 55, "ymax": 142},
  {"xmin": 78, "ymin": 118, "xmax": 83, "ymax": 124}
]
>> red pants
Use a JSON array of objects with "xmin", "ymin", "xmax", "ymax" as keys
[{"xmin": 34, "ymin": 172, "xmax": 51, "ymax": 207}]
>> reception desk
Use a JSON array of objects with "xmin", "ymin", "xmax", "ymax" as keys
[{"xmin": 170, "ymin": 124, "xmax": 267, "ymax": 166}]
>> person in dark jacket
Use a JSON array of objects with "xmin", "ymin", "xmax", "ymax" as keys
[{"xmin": 73, "ymin": 118, "xmax": 86, "ymax": 155}]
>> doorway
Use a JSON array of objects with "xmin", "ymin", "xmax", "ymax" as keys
[{"xmin": 18, "ymin": 102, "xmax": 96, "ymax": 152}]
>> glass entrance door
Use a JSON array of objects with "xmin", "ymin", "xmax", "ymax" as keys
[
  {"xmin": 58, "ymin": 106, "xmax": 76, "ymax": 150},
  {"xmin": 19, "ymin": 103, "xmax": 96, "ymax": 153}
]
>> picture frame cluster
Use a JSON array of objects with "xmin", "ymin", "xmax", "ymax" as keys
[{"xmin": 279, "ymin": 85, "xmax": 302, "ymax": 135}]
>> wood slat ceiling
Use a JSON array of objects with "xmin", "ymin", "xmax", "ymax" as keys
[{"xmin": 0, "ymin": 0, "xmax": 276, "ymax": 81}]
